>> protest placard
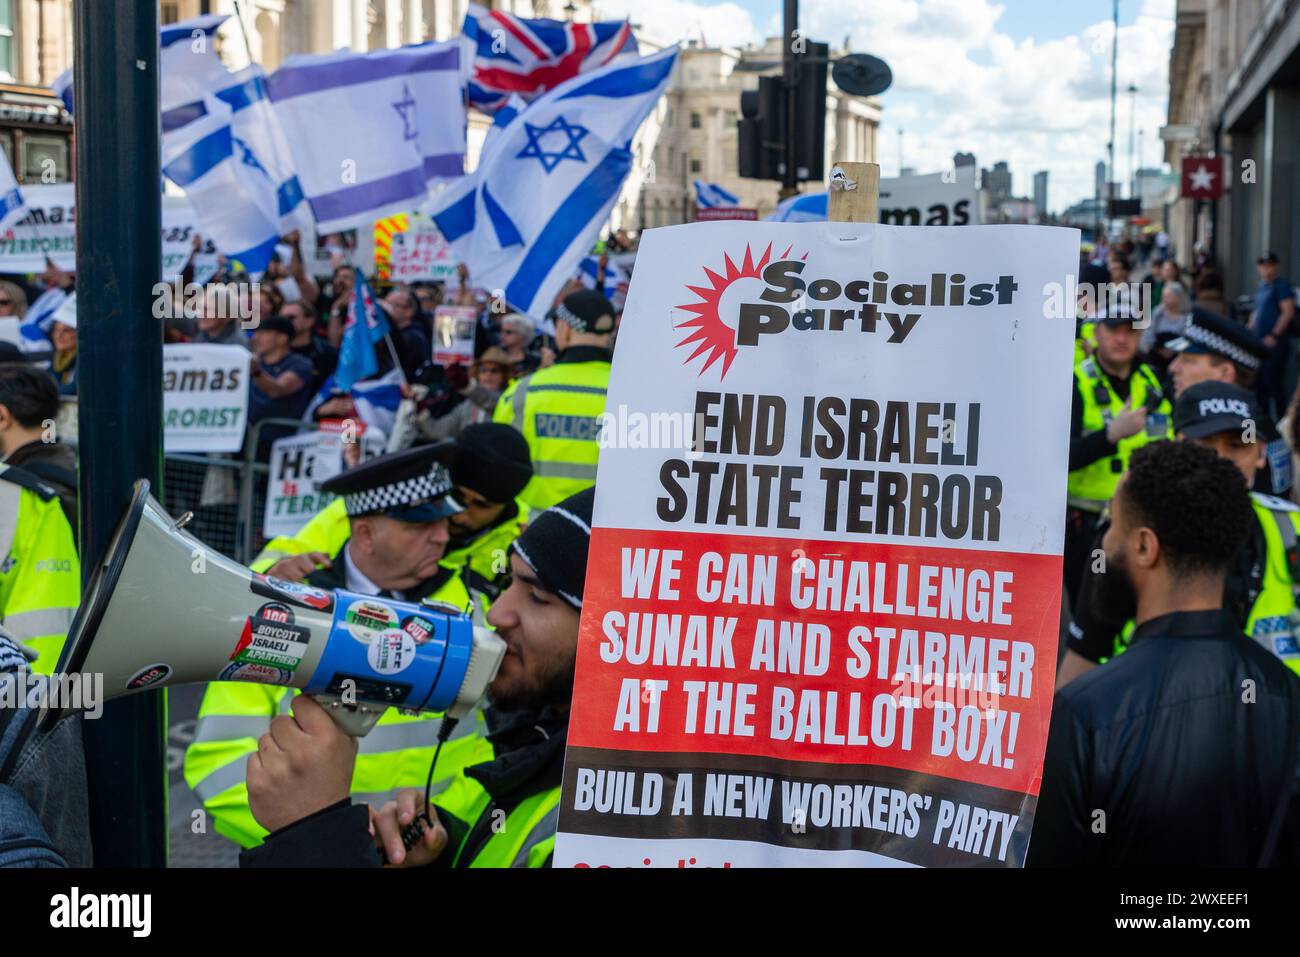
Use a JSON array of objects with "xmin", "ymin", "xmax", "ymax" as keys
[
  {"xmin": 163, "ymin": 343, "xmax": 250, "ymax": 453},
  {"xmin": 390, "ymin": 215, "xmax": 459, "ymax": 282},
  {"xmin": 263, "ymin": 427, "xmax": 384, "ymax": 539},
  {"xmin": 553, "ymin": 220, "xmax": 1079, "ymax": 868},
  {"xmin": 0, "ymin": 184, "xmax": 220, "ymax": 279},
  {"xmin": 433, "ymin": 305, "xmax": 477, "ymax": 366}
]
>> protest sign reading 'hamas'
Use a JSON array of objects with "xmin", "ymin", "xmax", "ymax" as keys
[
  {"xmin": 554, "ymin": 220, "xmax": 1079, "ymax": 868},
  {"xmin": 163, "ymin": 343, "xmax": 250, "ymax": 453}
]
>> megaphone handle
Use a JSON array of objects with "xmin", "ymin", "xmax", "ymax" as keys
[{"xmin": 312, "ymin": 694, "xmax": 385, "ymax": 736}]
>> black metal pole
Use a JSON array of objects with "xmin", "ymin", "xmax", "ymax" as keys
[
  {"xmin": 73, "ymin": 0, "xmax": 166, "ymax": 867},
  {"xmin": 1107, "ymin": 0, "xmax": 1118, "ymax": 245},
  {"xmin": 781, "ymin": 0, "xmax": 798, "ymax": 196}
]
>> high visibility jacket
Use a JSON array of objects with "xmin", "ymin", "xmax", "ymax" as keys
[
  {"xmin": 494, "ymin": 346, "xmax": 610, "ymax": 511},
  {"xmin": 0, "ymin": 464, "xmax": 79, "ymax": 674},
  {"xmin": 1067, "ymin": 357, "xmax": 1172, "ymax": 510},
  {"xmin": 184, "ymin": 567, "xmax": 490, "ymax": 848},
  {"xmin": 1073, "ymin": 320, "xmax": 1097, "ymax": 367},
  {"xmin": 1106, "ymin": 494, "xmax": 1300, "ymax": 676},
  {"xmin": 435, "ymin": 767, "xmax": 561, "ymax": 868},
  {"xmin": 251, "ymin": 496, "xmax": 527, "ymax": 608}
]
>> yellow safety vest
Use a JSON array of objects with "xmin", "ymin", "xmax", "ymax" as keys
[
  {"xmin": 1106, "ymin": 494, "xmax": 1300, "ymax": 676},
  {"xmin": 183, "ymin": 568, "xmax": 490, "ymax": 848},
  {"xmin": 494, "ymin": 353, "xmax": 609, "ymax": 511},
  {"xmin": 1067, "ymin": 357, "xmax": 1172, "ymax": 511},
  {"xmin": 251, "ymin": 496, "xmax": 527, "ymax": 608},
  {"xmin": 0, "ymin": 464, "xmax": 80, "ymax": 674},
  {"xmin": 435, "ymin": 768, "xmax": 561, "ymax": 868}
]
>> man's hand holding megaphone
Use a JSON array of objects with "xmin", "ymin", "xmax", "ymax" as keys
[
  {"xmin": 247, "ymin": 696, "xmax": 358, "ymax": 834},
  {"xmin": 369, "ymin": 788, "xmax": 449, "ymax": 867}
]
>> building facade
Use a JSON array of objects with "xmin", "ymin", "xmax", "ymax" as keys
[
  {"xmin": 639, "ymin": 38, "xmax": 882, "ymax": 226},
  {"xmin": 1163, "ymin": 0, "xmax": 1300, "ymax": 300}
]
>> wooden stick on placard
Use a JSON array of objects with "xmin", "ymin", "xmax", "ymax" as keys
[{"xmin": 826, "ymin": 161, "xmax": 880, "ymax": 223}]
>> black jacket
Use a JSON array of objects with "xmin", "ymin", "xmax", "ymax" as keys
[
  {"xmin": 240, "ymin": 707, "xmax": 568, "ymax": 868},
  {"xmin": 1030, "ymin": 609, "xmax": 1300, "ymax": 867}
]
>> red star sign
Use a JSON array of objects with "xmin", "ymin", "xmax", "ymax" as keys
[{"xmin": 1181, "ymin": 155, "xmax": 1224, "ymax": 200}]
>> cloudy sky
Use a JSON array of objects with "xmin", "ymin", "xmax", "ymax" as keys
[{"xmin": 595, "ymin": 0, "xmax": 1176, "ymax": 214}]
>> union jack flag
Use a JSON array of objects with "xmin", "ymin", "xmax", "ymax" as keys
[{"xmin": 462, "ymin": 2, "xmax": 638, "ymax": 113}]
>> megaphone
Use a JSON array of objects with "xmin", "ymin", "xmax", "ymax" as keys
[{"xmin": 52, "ymin": 480, "xmax": 506, "ymax": 735}]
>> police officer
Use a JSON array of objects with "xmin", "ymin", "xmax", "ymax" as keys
[
  {"xmin": 1065, "ymin": 305, "xmax": 1173, "ymax": 607},
  {"xmin": 494, "ymin": 289, "xmax": 612, "ymax": 511},
  {"xmin": 185, "ymin": 443, "xmax": 496, "ymax": 848},
  {"xmin": 1165, "ymin": 307, "xmax": 1290, "ymax": 498},
  {"xmin": 1060, "ymin": 381, "xmax": 1300, "ymax": 685},
  {"xmin": 0, "ymin": 463, "xmax": 78, "ymax": 675},
  {"xmin": 240, "ymin": 487, "xmax": 597, "ymax": 868},
  {"xmin": 250, "ymin": 424, "xmax": 533, "ymax": 607}
]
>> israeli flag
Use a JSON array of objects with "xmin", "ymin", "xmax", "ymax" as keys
[
  {"xmin": 207, "ymin": 66, "xmax": 308, "ymax": 232},
  {"xmin": 0, "ymin": 149, "xmax": 26, "ymax": 235},
  {"xmin": 576, "ymin": 255, "xmax": 625, "ymax": 305},
  {"xmin": 431, "ymin": 46, "xmax": 677, "ymax": 319},
  {"xmin": 267, "ymin": 41, "xmax": 465, "ymax": 233},
  {"xmin": 693, "ymin": 180, "xmax": 739, "ymax": 209},
  {"xmin": 17, "ymin": 286, "xmax": 66, "ymax": 351},
  {"xmin": 54, "ymin": 13, "xmax": 230, "ymax": 116},
  {"xmin": 304, "ymin": 368, "xmax": 404, "ymax": 439},
  {"xmin": 766, "ymin": 191, "xmax": 828, "ymax": 223},
  {"xmin": 161, "ymin": 101, "xmax": 281, "ymax": 275}
]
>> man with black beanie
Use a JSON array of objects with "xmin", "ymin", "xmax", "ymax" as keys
[{"xmin": 243, "ymin": 486, "xmax": 597, "ymax": 868}]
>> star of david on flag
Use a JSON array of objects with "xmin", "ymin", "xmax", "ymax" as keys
[
  {"xmin": 430, "ymin": 46, "xmax": 677, "ymax": 320},
  {"xmin": 517, "ymin": 116, "xmax": 589, "ymax": 173}
]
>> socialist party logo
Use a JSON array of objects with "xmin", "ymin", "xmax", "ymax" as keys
[{"xmin": 674, "ymin": 242, "xmax": 1020, "ymax": 379}]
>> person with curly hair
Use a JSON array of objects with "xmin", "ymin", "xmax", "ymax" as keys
[{"xmin": 1032, "ymin": 440, "xmax": 1300, "ymax": 866}]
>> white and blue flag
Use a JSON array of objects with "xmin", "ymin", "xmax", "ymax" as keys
[
  {"xmin": 161, "ymin": 100, "xmax": 281, "ymax": 275},
  {"xmin": 267, "ymin": 41, "xmax": 465, "ymax": 233},
  {"xmin": 766, "ymin": 191, "xmax": 828, "ymax": 222},
  {"xmin": 303, "ymin": 368, "xmax": 404, "ymax": 439},
  {"xmin": 53, "ymin": 13, "xmax": 230, "ymax": 116},
  {"xmin": 0, "ymin": 148, "xmax": 26, "ymax": 235},
  {"xmin": 693, "ymin": 180, "xmax": 739, "ymax": 209},
  {"xmin": 201, "ymin": 66, "xmax": 309, "ymax": 232},
  {"xmin": 431, "ymin": 46, "xmax": 677, "ymax": 319}
]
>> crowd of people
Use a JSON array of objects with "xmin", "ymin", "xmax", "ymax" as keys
[{"xmin": 0, "ymin": 220, "xmax": 1298, "ymax": 869}]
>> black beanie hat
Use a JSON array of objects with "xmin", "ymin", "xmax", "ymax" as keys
[
  {"xmin": 452, "ymin": 423, "xmax": 534, "ymax": 504},
  {"xmin": 509, "ymin": 487, "xmax": 595, "ymax": 609}
]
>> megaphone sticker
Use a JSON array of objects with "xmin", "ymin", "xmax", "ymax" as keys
[
  {"xmin": 226, "ymin": 602, "xmax": 313, "ymax": 678},
  {"xmin": 126, "ymin": 663, "xmax": 172, "ymax": 691},
  {"xmin": 250, "ymin": 573, "xmax": 335, "ymax": 613},
  {"xmin": 303, "ymin": 588, "xmax": 477, "ymax": 712}
]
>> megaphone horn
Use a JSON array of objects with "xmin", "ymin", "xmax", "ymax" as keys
[{"xmin": 52, "ymin": 480, "xmax": 506, "ymax": 735}]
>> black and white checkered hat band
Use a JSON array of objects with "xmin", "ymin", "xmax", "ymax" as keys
[
  {"xmin": 343, "ymin": 463, "xmax": 455, "ymax": 516},
  {"xmin": 1177, "ymin": 322, "xmax": 1261, "ymax": 369},
  {"xmin": 554, "ymin": 300, "xmax": 587, "ymax": 332}
]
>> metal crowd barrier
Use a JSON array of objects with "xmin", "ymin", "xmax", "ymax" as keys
[{"xmin": 59, "ymin": 402, "xmax": 322, "ymax": 567}]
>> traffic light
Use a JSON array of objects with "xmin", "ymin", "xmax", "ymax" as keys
[
  {"xmin": 738, "ymin": 76, "xmax": 784, "ymax": 180},
  {"xmin": 736, "ymin": 42, "xmax": 828, "ymax": 184}
]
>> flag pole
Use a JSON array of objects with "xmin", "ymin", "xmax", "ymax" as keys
[
  {"xmin": 382, "ymin": 330, "xmax": 410, "ymax": 387},
  {"xmin": 231, "ymin": 0, "xmax": 257, "ymax": 65}
]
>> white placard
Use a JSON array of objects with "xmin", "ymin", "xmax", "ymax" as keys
[
  {"xmin": 554, "ymin": 220, "xmax": 1080, "ymax": 869},
  {"xmin": 163, "ymin": 343, "xmax": 250, "ymax": 453}
]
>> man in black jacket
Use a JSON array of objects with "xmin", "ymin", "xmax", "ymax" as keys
[
  {"xmin": 240, "ymin": 487, "xmax": 595, "ymax": 867},
  {"xmin": 1031, "ymin": 440, "xmax": 1300, "ymax": 866}
]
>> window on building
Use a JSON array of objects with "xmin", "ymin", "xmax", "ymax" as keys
[
  {"xmin": 690, "ymin": 112, "xmax": 701, "ymax": 129},
  {"xmin": 724, "ymin": 110, "xmax": 738, "ymax": 126},
  {"xmin": 161, "ymin": 2, "xmax": 181, "ymax": 25},
  {"xmin": 23, "ymin": 135, "xmax": 68, "ymax": 183},
  {"xmin": 664, "ymin": 109, "xmax": 673, "ymax": 127},
  {"xmin": 0, "ymin": 133, "xmax": 12, "ymax": 174},
  {"xmin": 0, "ymin": 0, "xmax": 13, "ymax": 80},
  {"xmin": 690, "ymin": 158, "xmax": 702, "ymax": 174}
]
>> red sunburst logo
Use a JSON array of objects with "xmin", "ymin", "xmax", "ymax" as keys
[{"xmin": 674, "ymin": 242, "xmax": 804, "ymax": 378}]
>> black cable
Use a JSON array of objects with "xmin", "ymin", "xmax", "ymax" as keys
[{"xmin": 386, "ymin": 715, "xmax": 460, "ymax": 861}]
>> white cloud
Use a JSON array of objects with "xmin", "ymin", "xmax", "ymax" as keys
[
  {"xmin": 594, "ymin": 0, "xmax": 762, "ymax": 48},
  {"xmin": 597, "ymin": 0, "xmax": 1175, "ymax": 211}
]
